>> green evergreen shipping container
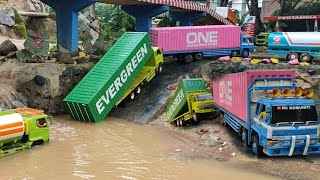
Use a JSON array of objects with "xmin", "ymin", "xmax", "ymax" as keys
[
  {"xmin": 166, "ymin": 78, "xmax": 207, "ymax": 123},
  {"xmin": 64, "ymin": 32, "xmax": 153, "ymax": 122}
]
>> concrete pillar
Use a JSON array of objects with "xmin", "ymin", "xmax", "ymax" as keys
[
  {"xmin": 315, "ymin": 20, "xmax": 318, "ymax": 32},
  {"xmin": 122, "ymin": 5, "xmax": 169, "ymax": 32},
  {"xmin": 40, "ymin": 0, "xmax": 96, "ymax": 53},
  {"xmin": 275, "ymin": 20, "xmax": 280, "ymax": 32},
  {"xmin": 170, "ymin": 11, "xmax": 207, "ymax": 26}
]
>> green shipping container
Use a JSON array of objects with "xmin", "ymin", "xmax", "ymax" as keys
[
  {"xmin": 64, "ymin": 32, "xmax": 153, "ymax": 122},
  {"xmin": 166, "ymin": 78, "xmax": 207, "ymax": 123}
]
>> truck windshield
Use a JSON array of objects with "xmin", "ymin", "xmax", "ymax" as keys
[
  {"xmin": 197, "ymin": 94, "xmax": 213, "ymax": 101},
  {"xmin": 271, "ymin": 106, "xmax": 318, "ymax": 124}
]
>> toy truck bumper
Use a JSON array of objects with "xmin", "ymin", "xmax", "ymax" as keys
[{"xmin": 263, "ymin": 136, "xmax": 320, "ymax": 156}]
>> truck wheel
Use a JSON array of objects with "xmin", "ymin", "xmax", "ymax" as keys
[
  {"xmin": 230, "ymin": 51, "xmax": 238, "ymax": 57},
  {"xmin": 136, "ymin": 87, "xmax": 141, "ymax": 94},
  {"xmin": 288, "ymin": 52, "xmax": 299, "ymax": 60},
  {"xmin": 179, "ymin": 119, "xmax": 184, "ymax": 126},
  {"xmin": 219, "ymin": 114, "xmax": 226, "ymax": 126},
  {"xmin": 241, "ymin": 50, "xmax": 249, "ymax": 58},
  {"xmin": 194, "ymin": 53, "xmax": 203, "ymax": 61},
  {"xmin": 130, "ymin": 92, "xmax": 135, "ymax": 100},
  {"xmin": 300, "ymin": 53, "xmax": 311, "ymax": 62},
  {"xmin": 157, "ymin": 63, "xmax": 163, "ymax": 74},
  {"xmin": 252, "ymin": 135, "xmax": 263, "ymax": 157},
  {"xmin": 184, "ymin": 55, "xmax": 194, "ymax": 63},
  {"xmin": 176, "ymin": 120, "xmax": 180, "ymax": 126},
  {"xmin": 242, "ymin": 130, "xmax": 248, "ymax": 148},
  {"xmin": 192, "ymin": 112, "xmax": 198, "ymax": 123}
]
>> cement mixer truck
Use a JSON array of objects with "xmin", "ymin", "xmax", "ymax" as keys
[
  {"xmin": 213, "ymin": 70, "xmax": 320, "ymax": 157},
  {"xmin": 0, "ymin": 108, "xmax": 52, "ymax": 158},
  {"xmin": 268, "ymin": 32, "xmax": 320, "ymax": 62}
]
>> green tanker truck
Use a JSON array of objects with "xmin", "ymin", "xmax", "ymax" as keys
[
  {"xmin": 0, "ymin": 108, "xmax": 52, "ymax": 158},
  {"xmin": 166, "ymin": 78, "xmax": 217, "ymax": 126}
]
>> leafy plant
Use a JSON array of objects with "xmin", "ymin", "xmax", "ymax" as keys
[
  {"xmin": 24, "ymin": 30, "xmax": 49, "ymax": 57},
  {"xmin": 16, "ymin": 49, "xmax": 33, "ymax": 62},
  {"xmin": 17, "ymin": 30, "xmax": 50, "ymax": 62},
  {"xmin": 234, "ymin": 10, "xmax": 250, "ymax": 28}
]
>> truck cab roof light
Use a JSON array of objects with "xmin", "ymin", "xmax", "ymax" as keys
[
  {"xmin": 295, "ymin": 87, "xmax": 303, "ymax": 97},
  {"xmin": 272, "ymin": 88, "xmax": 281, "ymax": 97},
  {"xmin": 305, "ymin": 89, "xmax": 314, "ymax": 98},
  {"xmin": 283, "ymin": 88, "xmax": 291, "ymax": 97}
]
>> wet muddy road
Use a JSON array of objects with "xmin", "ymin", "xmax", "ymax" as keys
[{"xmin": 0, "ymin": 116, "xmax": 283, "ymax": 180}]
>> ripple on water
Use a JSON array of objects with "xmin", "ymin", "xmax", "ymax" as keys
[{"xmin": 73, "ymin": 170, "xmax": 96, "ymax": 179}]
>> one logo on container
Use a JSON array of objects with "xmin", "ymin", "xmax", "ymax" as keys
[
  {"xmin": 186, "ymin": 31, "xmax": 218, "ymax": 48},
  {"xmin": 219, "ymin": 81, "xmax": 232, "ymax": 107}
]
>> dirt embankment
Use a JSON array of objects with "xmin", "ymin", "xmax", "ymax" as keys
[{"xmin": 0, "ymin": 59, "xmax": 93, "ymax": 114}]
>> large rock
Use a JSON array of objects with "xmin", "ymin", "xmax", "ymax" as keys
[
  {"xmin": 78, "ymin": 13, "xmax": 90, "ymax": 31},
  {"xmin": 0, "ymin": 84, "xmax": 27, "ymax": 111},
  {"xmin": 24, "ymin": 0, "xmax": 37, "ymax": 12},
  {"xmin": 90, "ymin": 28, "xmax": 99, "ymax": 45},
  {"xmin": 0, "ymin": 9, "xmax": 15, "ymax": 18},
  {"xmin": 57, "ymin": 46, "xmax": 74, "ymax": 64},
  {"xmin": 0, "ymin": 40, "xmax": 18, "ymax": 56},
  {"xmin": 0, "ymin": 24, "xmax": 6, "ymax": 35},
  {"xmin": 0, "ymin": 12, "xmax": 15, "ymax": 26},
  {"xmin": 90, "ymin": 20, "xmax": 100, "ymax": 32}
]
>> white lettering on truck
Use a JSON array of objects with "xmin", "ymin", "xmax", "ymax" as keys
[
  {"xmin": 167, "ymin": 89, "xmax": 185, "ymax": 119},
  {"xmin": 95, "ymin": 43, "xmax": 148, "ymax": 114},
  {"xmin": 186, "ymin": 31, "xmax": 218, "ymax": 48},
  {"xmin": 219, "ymin": 81, "xmax": 232, "ymax": 107}
]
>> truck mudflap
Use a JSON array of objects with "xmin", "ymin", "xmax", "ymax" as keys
[{"xmin": 264, "ymin": 135, "xmax": 320, "ymax": 156}]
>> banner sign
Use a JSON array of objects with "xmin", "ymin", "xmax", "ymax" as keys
[{"xmin": 243, "ymin": 16, "xmax": 256, "ymax": 37}]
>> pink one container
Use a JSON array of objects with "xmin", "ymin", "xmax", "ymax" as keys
[
  {"xmin": 212, "ymin": 70, "xmax": 295, "ymax": 122},
  {"xmin": 150, "ymin": 25, "xmax": 241, "ymax": 53}
]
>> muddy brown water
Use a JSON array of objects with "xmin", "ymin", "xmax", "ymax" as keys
[{"xmin": 0, "ymin": 116, "xmax": 283, "ymax": 180}]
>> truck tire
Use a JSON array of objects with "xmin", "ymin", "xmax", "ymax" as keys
[
  {"xmin": 176, "ymin": 119, "xmax": 181, "ymax": 127},
  {"xmin": 287, "ymin": 52, "xmax": 299, "ymax": 61},
  {"xmin": 179, "ymin": 119, "xmax": 184, "ymax": 126},
  {"xmin": 300, "ymin": 53, "xmax": 311, "ymax": 62},
  {"xmin": 242, "ymin": 130, "xmax": 248, "ymax": 148},
  {"xmin": 129, "ymin": 92, "xmax": 135, "ymax": 100},
  {"xmin": 192, "ymin": 112, "xmax": 198, "ymax": 123},
  {"xmin": 184, "ymin": 55, "xmax": 194, "ymax": 63},
  {"xmin": 136, "ymin": 86, "xmax": 141, "ymax": 94},
  {"xmin": 219, "ymin": 114, "xmax": 226, "ymax": 126},
  {"xmin": 252, "ymin": 135, "xmax": 263, "ymax": 157},
  {"xmin": 194, "ymin": 53, "xmax": 203, "ymax": 61},
  {"xmin": 241, "ymin": 50, "xmax": 249, "ymax": 58},
  {"xmin": 230, "ymin": 51, "xmax": 238, "ymax": 57},
  {"xmin": 156, "ymin": 63, "xmax": 163, "ymax": 75}
]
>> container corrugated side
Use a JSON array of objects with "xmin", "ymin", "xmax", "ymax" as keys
[
  {"xmin": 212, "ymin": 70, "xmax": 295, "ymax": 122},
  {"xmin": 150, "ymin": 25, "xmax": 240, "ymax": 53},
  {"xmin": 166, "ymin": 78, "xmax": 207, "ymax": 122},
  {"xmin": 64, "ymin": 32, "xmax": 153, "ymax": 122}
]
